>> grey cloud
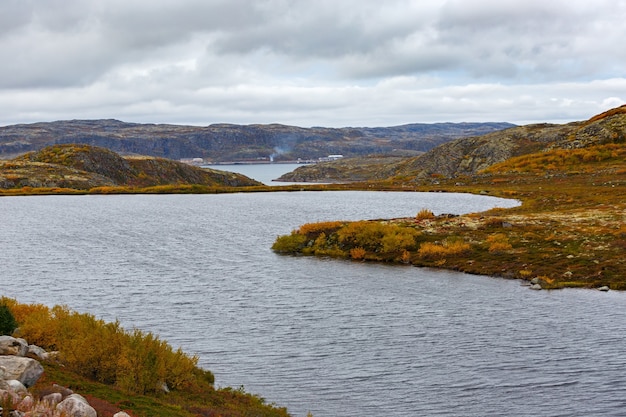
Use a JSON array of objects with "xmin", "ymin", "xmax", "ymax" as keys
[{"xmin": 0, "ymin": 0, "xmax": 625, "ymax": 127}]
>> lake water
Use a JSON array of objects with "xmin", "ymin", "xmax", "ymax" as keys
[
  {"xmin": 1, "ymin": 190, "xmax": 625, "ymax": 417},
  {"xmin": 206, "ymin": 163, "xmax": 312, "ymax": 185}
]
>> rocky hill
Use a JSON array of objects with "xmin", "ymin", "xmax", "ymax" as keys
[
  {"xmin": 277, "ymin": 105, "xmax": 626, "ymax": 182},
  {"xmin": 0, "ymin": 144, "xmax": 261, "ymax": 190},
  {"xmin": 0, "ymin": 119, "xmax": 514, "ymax": 162}
]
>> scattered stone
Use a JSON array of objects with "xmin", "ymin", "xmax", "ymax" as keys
[
  {"xmin": 0, "ymin": 337, "xmax": 29, "ymax": 357},
  {"xmin": 598, "ymin": 286, "xmax": 610, "ymax": 292},
  {"xmin": 2, "ymin": 380, "xmax": 28, "ymax": 394},
  {"xmin": 27, "ymin": 345, "xmax": 48, "ymax": 360},
  {"xmin": 56, "ymin": 394, "xmax": 97, "ymax": 417},
  {"xmin": 43, "ymin": 392, "xmax": 63, "ymax": 406},
  {"xmin": 502, "ymin": 221, "xmax": 513, "ymax": 228},
  {"xmin": 0, "ymin": 356, "xmax": 44, "ymax": 387}
]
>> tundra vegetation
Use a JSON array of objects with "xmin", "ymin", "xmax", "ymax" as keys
[{"xmin": 0, "ymin": 297, "xmax": 290, "ymax": 417}]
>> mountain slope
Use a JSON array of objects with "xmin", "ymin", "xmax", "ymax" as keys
[
  {"xmin": 0, "ymin": 144, "xmax": 261, "ymax": 190},
  {"xmin": 394, "ymin": 105, "xmax": 626, "ymax": 180},
  {"xmin": 278, "ymin": 105, "xmax": 626, "ymax": 182},
  {"xmin": 0, "ymin": 119, "xmax": 514, "ymax": 161}
]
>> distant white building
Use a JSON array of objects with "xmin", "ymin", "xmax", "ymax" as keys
[{"xmin": 319, "ymin": 154, "xmax": 344, "ymax": 162}]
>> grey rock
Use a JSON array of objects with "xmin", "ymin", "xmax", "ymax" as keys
[
  {"xmin": 529, "ymin": 283, "xmax": 542, "ymax": 290},
  {"xmin": 43, "ymin": 392, "xmax": 63, "ymax": 406},
  {"xmin": 0, "ymin": 356, "xmax": 44, "ymax": 387},
  {"xmin": 0, "ymin": 337, "xmax": 28, "ymax": 357},
  {"xmin": 598, "ymin": 286, "xmax": 610, "ymax": 292},
  {"xmin": 114, "ymin": 412, "xmax": 132, "ymax": 417},
  {"xmin": 27, "ymin": 345, "xmax": 48, "ymax": 360}
]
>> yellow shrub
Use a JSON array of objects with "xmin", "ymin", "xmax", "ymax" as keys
[
  {"xmin": 416, "ymin": 209, "xmax": 435, "ymax": 220},
  {"xmin": 3, "ymin": 298, "xmax": 201, "ymax": 394},
  {"xmin": 349, "ymin": 247, "xmax": 367, "ymax": 260},
  {"xmin": 486, "ymin": 233, "xmax": 513, "ymax": 253},
  {"xmin": 418, "ymin": 238, "xmax": 471, "ymax": 259},
  {"xmin": 297, "ymin": 221, "xmax": 344, "ymax": 235}
]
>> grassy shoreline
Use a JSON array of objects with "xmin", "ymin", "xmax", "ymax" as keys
[{"xmin": 272, "ymin": 166, "xmax": 626, "ymax": 290}]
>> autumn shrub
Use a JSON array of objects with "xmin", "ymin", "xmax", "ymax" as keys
[
  {"xmin": 417, "ymin": 238, "xmax": 471, "ymax": 260},
  {"xmin": 486, "ymin": 233, "xmax": 513, "ymax": 253},
  {"xmin": 380, "ymin": 227, "xmax": 420, "ymax": 253},
  {"xmin": 416, "ymin": 208, "xmax": 435, "ymax": 220},
  {"xmin": 297, "ymin": 221, "xmax": 344, "ymax": 236},
  {"xmin": 2, "ymin": 298, "xmax": 203, "ymax": 395},
  {"xmin": 336, "ymin": 221, "xmax": 388, "ymax": 252},
  {"xmin": 349, "ymin": 247, "xmax": 367, "ymax": 260}
]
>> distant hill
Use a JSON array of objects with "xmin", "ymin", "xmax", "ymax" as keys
[
  {"xmin": 0, "ymin": 144, "xmax": 261, "ymax": 190},
  {"xmin": 0, "ymin": 119, "xmax": 515, "ymax": 162},
  {"xmin": 277, "ymin": 106, "xmax": 626, "ymax": 182}
]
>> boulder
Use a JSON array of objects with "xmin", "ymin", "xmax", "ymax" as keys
[
  {"xmin": 598, "ymin": 286, "xmax": 610, "ymax": 292},
  {"xmin": 529, "ymin": 283, "xmax": 542, "ymax": 290},
  {"xmin": 27, "ymin": 345, "xmax": 48, "ymax": 360},
  {"xmin": 56, "ymin": 394, "xmax": 97, "ymax": 417},
  {"xmin": 0, "ymin": 337, "xmax": 28, "ymax": 357},
  {"xmin": 42, "ymin": 392, "xmax": 63, "ymax": 406},
  {"xmin": 0, "ymin": 356, "xmax": 44, "ymax": 387},
  {"xmin": 113, "ymin": 412, "xmax": 132, "ymax": 417}
]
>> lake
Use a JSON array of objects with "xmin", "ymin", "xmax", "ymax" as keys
[
  {"xmin": 205, "ymin": 163, "xmax": 312, "ymax": 185},
  {"xmin": 1, "ymin": 189, "xmax": 625, "ymax": 417}
]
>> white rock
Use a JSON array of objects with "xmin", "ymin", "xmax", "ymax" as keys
[
  {"xmin": 56, "ymin": 394, "xmax": 97, "ymax": 417},
  {"xmin": 113, "ymin": 412, "xmax": 132, "ymax": 417}
]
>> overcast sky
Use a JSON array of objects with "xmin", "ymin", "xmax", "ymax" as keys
[{"xmin": 0, "ymin": 0, "xmax": 625, "ymax": 127}]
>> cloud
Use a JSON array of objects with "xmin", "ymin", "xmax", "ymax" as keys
[{"xmin": 0, "ymin": 0, "xmax": 625, "ymax": 127}]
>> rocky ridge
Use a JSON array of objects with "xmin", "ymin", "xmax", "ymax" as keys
[
  {"xmin": 0, "ymin": 119, "xmax": 514, "ymax": 161},
  {"xmin": 278, "ymin": 105, "xmax": 626, "ymax": 182}
]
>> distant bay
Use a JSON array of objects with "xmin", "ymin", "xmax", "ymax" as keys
[{"xmin": 206, "ymin": 163, "xmax": 311, "ymax": 185}]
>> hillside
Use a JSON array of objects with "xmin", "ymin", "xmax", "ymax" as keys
[
  {"xmin": 278, "ymin": 105, "xmax": 626, "ymax": 182},
  {"xmin": 0, "ymin": 144, "xmax": 261, "ymax": 190},
  {"xmin": 0, "ymin": 119, "xmax": 514, "ymax": 161}
]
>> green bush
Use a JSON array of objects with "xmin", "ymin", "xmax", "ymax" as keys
[
  {"xmin": 0, "ymin": 303, "xmax": 18, "ymax": 335},
  {"xmin": 271, "ymin": 233, "xmax": 308, "ymax": 253}
]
